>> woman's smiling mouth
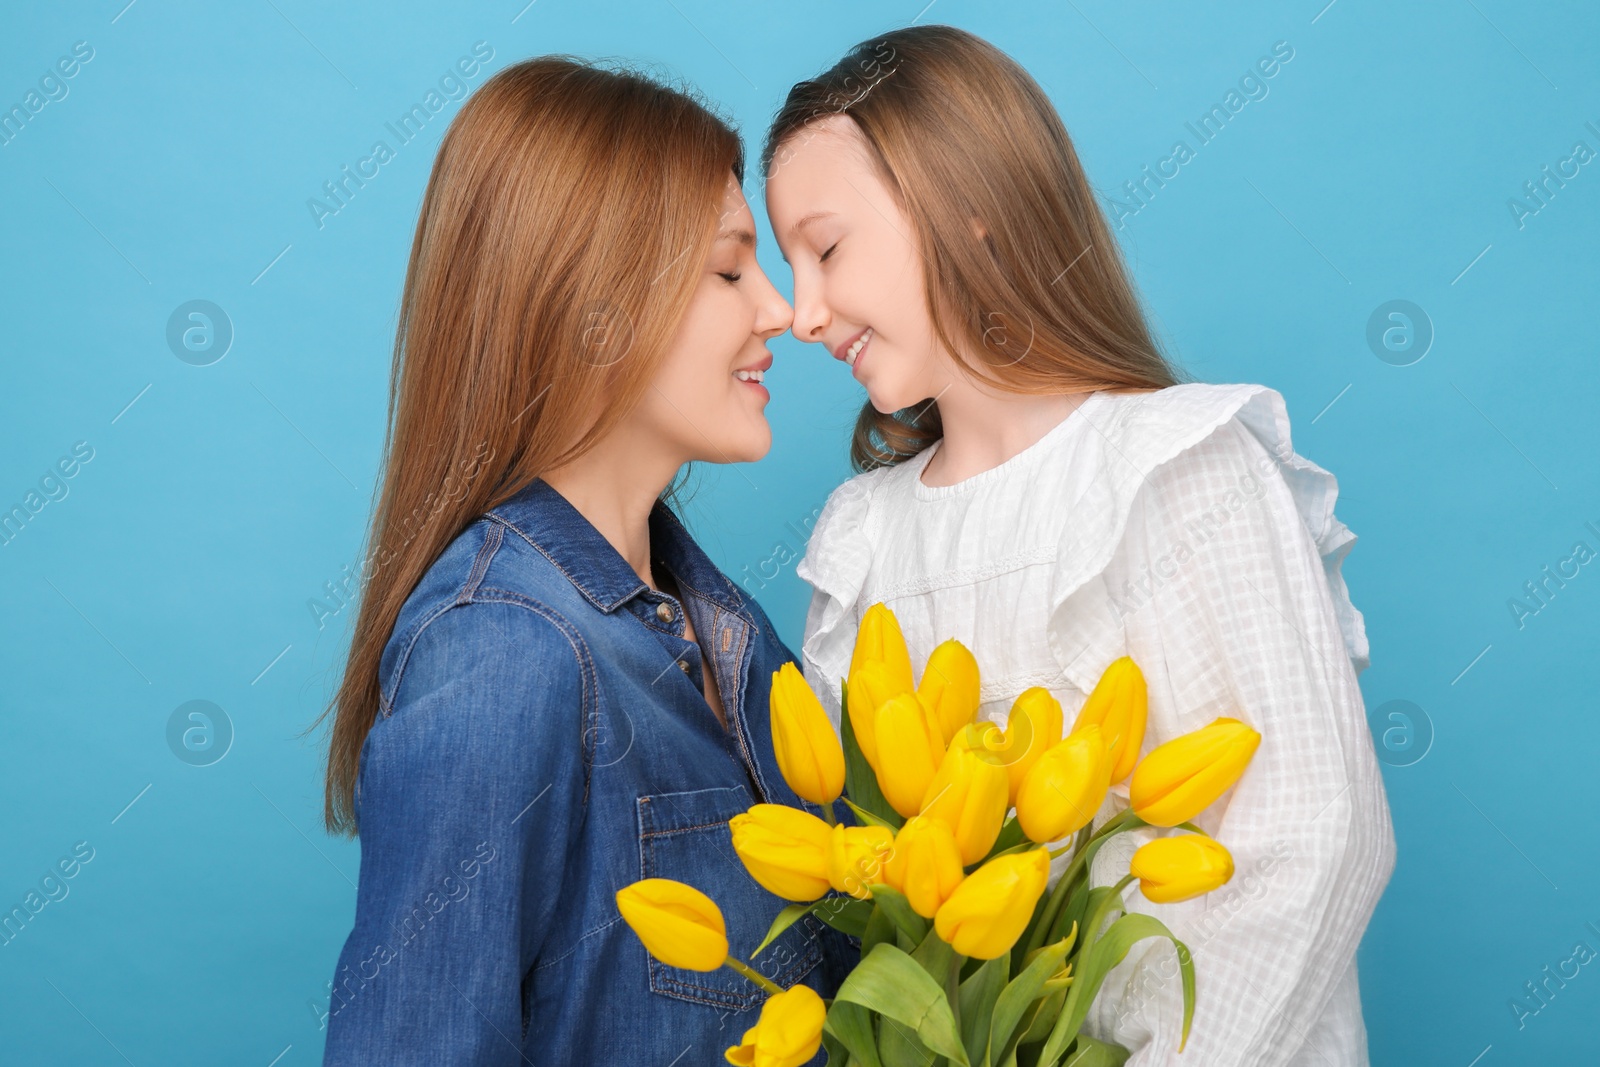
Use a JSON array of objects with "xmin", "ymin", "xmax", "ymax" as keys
[{"xmin": 734, "ymin": 352, "xmax": 772, "ymax": 394}]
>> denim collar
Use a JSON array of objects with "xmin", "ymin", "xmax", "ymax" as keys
[{"xmin": 487, "ymin": 477, "xmax": 746, "ymax": 616}]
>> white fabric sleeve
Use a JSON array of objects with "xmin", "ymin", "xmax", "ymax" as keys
[
  {"xmin": 1079, "ymin": 417, "xmax": 1397, "ymax": 1067},
  {"xmin": 796, "ymin": 473, "xmax": 883, "ymax": 732}
]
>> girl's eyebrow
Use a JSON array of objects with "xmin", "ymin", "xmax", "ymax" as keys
[
  {"xmin": 717, "ymin": 227, "xmax": 756, "ymax": 247},
  {"xmin": 788, "ymin": 211, "xmax": 836, "ymax": 238}
]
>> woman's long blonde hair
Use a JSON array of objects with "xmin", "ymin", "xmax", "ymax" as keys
[
  {"xmin": 318, "ymin": 56, "xmax": 742, "ymax": 834},
  {"xmin": 761, "ymin": 25, "xmax": 1186, "ymax": 471}
]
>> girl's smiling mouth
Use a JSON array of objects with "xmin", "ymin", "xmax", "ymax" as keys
[{"xmin": 834, "ymin": 327, "xmax": 873, "ymax": 371}]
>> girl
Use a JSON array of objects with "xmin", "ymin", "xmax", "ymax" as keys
[
  {"xmin": 318, "ymin": 57, "xmax": 851, "ymax": 1065},
  {"xmin": 764, "ymin": 25, "xmax": 1396, "ymax": 1066}
]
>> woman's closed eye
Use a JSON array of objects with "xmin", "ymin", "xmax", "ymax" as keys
[
  {"xmin": 718, "ymin": 270, "xmax": 743, "ymax": 284},
  {"xmin": 819, "ymin": 241, "xmax": 838, "ymax": 263}
]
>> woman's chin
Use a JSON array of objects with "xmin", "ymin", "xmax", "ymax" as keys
[{"xmin": 711, "ymin": 425, "xmax": 772, "ymax": 465}]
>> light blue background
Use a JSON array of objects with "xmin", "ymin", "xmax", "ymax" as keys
[{"xmin": 3, "ymin": 1, "xmax": 1596, "ymax": 1063}]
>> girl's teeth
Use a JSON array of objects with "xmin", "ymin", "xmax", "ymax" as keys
[
  {"xmin": 734, "ymin": 369, "xmax": 765, "ymax": 383},
  {"xmin": 846, "ymin": 328, "xmax": 873, "ymax": 366}
]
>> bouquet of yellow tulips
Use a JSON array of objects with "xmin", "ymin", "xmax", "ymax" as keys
[{"xmin": 617, "ymin": 603, "xmax": 1262, "ymax": 1067}]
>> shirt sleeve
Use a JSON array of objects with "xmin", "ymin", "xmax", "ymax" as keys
[
  {"xmin": 322, "ymin": 599, "xmax": 588, "ymax": 1067},
  {"xmin": 1080, "ymin": 417, "xmax": 1397, "ymax": 1066}
]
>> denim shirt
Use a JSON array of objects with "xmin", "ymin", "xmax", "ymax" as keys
[{"xmin": 323, "ymin": 478, "xmax": 858, "ymax": 1066}]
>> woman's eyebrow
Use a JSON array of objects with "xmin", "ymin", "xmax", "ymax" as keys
[{"xmin": 717, "ymin": 227, "xmax": 756, "ymax": 247}]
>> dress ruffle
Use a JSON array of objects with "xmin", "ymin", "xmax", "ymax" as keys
[
  {"xmin": 794, "ymin": 470, "xmax": 890, "ymax": 714},
  {"xmin": 1045, "ymin": 383, "xmax": 1369, "ymax": 699},
  {"xmin": 796, "ymin": 383, "xmax": 1371, "ymax": 714}
]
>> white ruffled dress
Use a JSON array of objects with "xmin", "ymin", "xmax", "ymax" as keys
[{"xmin": 796, "ymin": 383, "xmax": 1397, "ymax": 1067}]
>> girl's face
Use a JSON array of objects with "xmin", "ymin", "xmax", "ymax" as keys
[
  {"xmin": 638, "ymin": 177, "xmax": 793, "ymax": 465},
  {"xmin": 766, "ymin": 115, "xmax": 954, "ymax": 414}
]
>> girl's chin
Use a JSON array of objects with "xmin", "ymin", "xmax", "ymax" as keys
[{"xmin": 866, "ymin": 390, "xmax": 905, "ymax": 415}]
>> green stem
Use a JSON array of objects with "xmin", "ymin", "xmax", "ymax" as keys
[
  {"xmin": 1022, "ymin": 821, "xmax": 1095, "ymax": 962},
  {"xmin": 1048, "ymin": 873, "xmax": 1137, "ymax": 1056},
  {"xmin": 724, "ymin": 955, "xmax": 784, "ymax": 996},
  {"xmin": 821, "ymin": 801, "xmax": 838, "ymax": 826},
  {"xmin": 1021, "ymin": 811, "xmax": 1134, "ymax": 957},
  {"xmin": 1048, "ymin": 808, "xmax": 1137, "ymax": 861},
  {"xmin": 1083, "ymin": 874, "xmax": 1137, "ymax": 947}
]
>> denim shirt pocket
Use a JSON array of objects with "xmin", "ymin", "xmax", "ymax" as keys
[{"xmin": 636, "ymin": 784, "xmax": 824, "ymax": 1013}]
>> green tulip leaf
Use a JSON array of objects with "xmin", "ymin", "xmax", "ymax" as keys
[
  {"xmin": 1038, "ymin": 912, "xmax": 1194, "ymax": 1065},
  {"xmin": 909, "ymin": 922, "xmax": 957, "ymax": 988},
  {"xmin": 1074, "ymin": 885, "xmax": 1122, "ymax": 943},
  {"xmin": 813, "ymin": 895, "xmax": 874, "ymax": 941},
  {"xmin": 834, "ymin": 942, "xmax": 972, "ymax": 1067},
  {"xmin": 1052, "ymin": 1033, "xmax": 1131, "ymax": 1067},
  {"xmin": 840, "ymin": 681, "xmax": 905, "ymax": 830},
  {"xmin": 820, "ymin": 1027, "xmax": 851, "ymax": 1067},
  {"xmin": 1022, "ymin": 915, "xmax": 1079, "ymax": 969},
  {"xmin": 987, "ymin": 928, "xmax": 1076, "ymax": 1066},
  {"xmin": 957, "ymin": 954, "xmax": 1008, "ymax": 1067},
  {"xmin": 878, "ymin": 1012, "xmax": 936, "ymax": 1067},
  {"xmin": 752, "ymin": 896, "xmax": 870, "ymax": 957},
  {"xmin": 861, "ymin": 897, "xmax": 899, "ymax": 957},
  {"xmin": 824, "ymin": 999, "xmax": 884, "ymax": 1067},
  {"xmin": 752, "ymin": 903, "xmax": 815, "ymax": 958},
  {"xmin": 1049, "ymin": 879, "xmax": 1093, "ymax": 950},
  {"xmin": 842, "ymin": 797, "xmax": 898, "ymax": 832},
  {"xmin": 1014, "ymin": 984, "xmax": 1068, "ymax": 1049},
  {"xmin": 868, "ymin": 884, "xmax": 930, "ymax": 945}
]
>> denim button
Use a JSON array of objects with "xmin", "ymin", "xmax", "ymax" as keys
[
  {"xmin": 677, "ymin": 659, "xmax": 689, "ymax": 673},
  {"xmin": 656, "ymin": 602, "xmax": 673, "ymax": 623}
]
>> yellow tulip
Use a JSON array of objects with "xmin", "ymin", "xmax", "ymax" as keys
[
  {"xmin": 872, "ymin": 692, "xmax": 946, "ymax": 818},
  {"xmin": 918, "ymin": 724, "xmax": 1010, "ymax": 865},
  {"xmin": 770, "ymin": 663, "xmax": 846, "ymax": 806},
  {"xmin": 1014, "ymin": 725, "xmax": 1113, "ymax": 843},
  {"xmin": 995, "ymin": 688, "xmax": 1064, "ymax": 807},
  {"xmin": 1129, "ymin": 717, "xmax": 1262, "ymax": 828},
  {"xmin": 1071, "ymin": 657, "xmax": 1148, "ymax": 785},
  {"xmin": 724, "ymin": 983, "xmax": 827, "ymax": 1067},
  {"xmin": 847, "ymin": 658, "xmax": 912, "ymax": 770},
  {"xmin": 827, "ymin": 823, "xmax": 896, "ymax": 900},
  {"xmin": 882, "ymin": 815, "xmax": 965, "ymax": 919},
  {"xmin": 1130, "ymin": 834, "xmax": 1235, "ymax": 904},
  {"xmin": 933, "ymin": 848, "xmax": 1052, "ymax": 959},
  {"xmin": 729, "ymin": 804, "xmax": 833, "ymax": 902},
  {"xmin": 916, "ymin": 638, "xmax": 981, "ymax": 743},
  {"xmin": 849, "ymin": 603, "xmax": 915, "ymax": 694},
  {"xmin": 615, "ymin": 878, "xmax": 728, "ymax": 971}
]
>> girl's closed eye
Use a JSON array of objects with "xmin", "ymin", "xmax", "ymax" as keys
[
  {"xmin": 718, "ymin": 269, "xmax": 742, "ymax": 284},
  {"xmin": 819, "ymin": 241, "xmax": 839, "ymax": 263}
]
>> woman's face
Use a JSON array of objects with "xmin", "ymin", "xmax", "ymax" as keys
[
  {"xmin": 766, "ymin": 115, "xmax": 954, "ymax": 414},
  {"xmin": 637, "ymin": 177, "xmax": 793, "ymax": 465}
]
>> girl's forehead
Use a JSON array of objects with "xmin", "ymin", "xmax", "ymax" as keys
[{"xmin": 767, "ymin": 122, "xmax": 875, "ymax": 212}]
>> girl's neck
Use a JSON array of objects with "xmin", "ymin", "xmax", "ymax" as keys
[{"xmin": 919, "ymin": 386, "xmax": 1094, "ymax": 488}]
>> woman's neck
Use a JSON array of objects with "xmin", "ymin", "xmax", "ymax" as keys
[{"xmin": 541, "ymin": 435, "xmax": 680, "ymax": 589}]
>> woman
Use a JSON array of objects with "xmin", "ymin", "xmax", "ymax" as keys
[
  {"xmin": 317, "ymin": 57, "xmax": 852, "ymax": 1065},
  {"xmin": 764, "ymin": 26, "xmax": 1396, "ymax": 1066}
]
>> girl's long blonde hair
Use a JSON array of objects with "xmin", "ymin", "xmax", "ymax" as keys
[
  {"xmin": 318, "ymin": 56, "xmax": 742, "ymax": 834},
  {"xmin": 761, "ymin": 25, "xmax": 1186, "ymax": 471}
]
